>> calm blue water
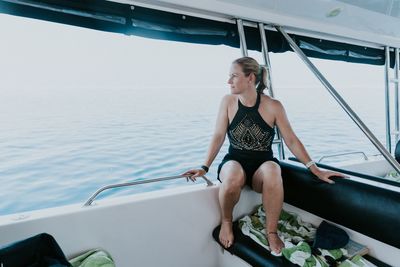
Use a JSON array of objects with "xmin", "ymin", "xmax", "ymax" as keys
[{"xmin": 0, "ymin": 83, "xmax": 390, "ymax": 216}]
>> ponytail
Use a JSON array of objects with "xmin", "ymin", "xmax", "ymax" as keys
[{"xmin": 256, "ymin": 66, "xmax": 268, "ymax": 94}]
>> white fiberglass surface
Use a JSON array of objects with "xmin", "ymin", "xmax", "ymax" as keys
[
  {"xmin": 337, "ymin": 0, "xmax": 400, "ymax": 18},
  {"xmin": 0, "ymin": 185, "xmax": 225, "ymax": 267},
  {"xmin": 0, "ymin": 185, "xmax": 265, "ymax": 267}
]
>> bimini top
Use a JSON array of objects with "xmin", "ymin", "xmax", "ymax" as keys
[
  {"xmin": 0, "ymin": 0, "xmax": 399, "ymax": 67},
  {"xmin": 119, "ymin": 0, "xmax": 400, "ymax": 48}
]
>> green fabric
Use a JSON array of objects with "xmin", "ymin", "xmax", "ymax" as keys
[
  {"xmin": 239, "ymin": 205, "xmax": 373, "ymax": 267},
  {"xmin": 384, "ymin": 170, "xmax": 400, "ymax": 182},
  {"xmin": 282, "ymin": 241, "xmax": 328, "ymax": 267},
  {"xmin": 69, "ymin": 249, "xmax": 115, "ymax": 267}
]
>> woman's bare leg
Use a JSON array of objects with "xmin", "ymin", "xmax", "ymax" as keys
[
  {"xmin": 252, "ymin": 161, "xmax": 284, "ymax": 254},
  {"xmin": 218, "ymin": 160, "xmax": 246, "ymax": 248}
]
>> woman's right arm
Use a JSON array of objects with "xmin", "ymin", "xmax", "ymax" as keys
[{"xmin": 183, "ymin": 95, "xmax": 230, "ymax": 179}]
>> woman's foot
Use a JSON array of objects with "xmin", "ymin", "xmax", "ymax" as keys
[
  {"xmin": 219, "ymin": 221, "xmax": 234, "ymax": 248},
  {"xmin": 267, "ymin": 232, "xmax": 284, "ymax": 254}
]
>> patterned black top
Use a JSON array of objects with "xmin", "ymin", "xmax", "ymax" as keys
[{"xmin": 227, "ymin": 93, "xmax": 275, "ymax": 159}]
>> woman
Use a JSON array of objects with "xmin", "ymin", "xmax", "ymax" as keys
[{"xmin": 183, "ymin": 57, "xmax": 344, "ymax": 254}]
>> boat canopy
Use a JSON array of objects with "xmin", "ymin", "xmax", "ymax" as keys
[{"xmin": 0, "ymin": 0, "xmax": 399, "ymax": 68}]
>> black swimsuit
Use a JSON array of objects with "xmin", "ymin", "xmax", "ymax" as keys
[{"xmin": 217, "ymin": 93, "xmax": 279, "ymax": 188}]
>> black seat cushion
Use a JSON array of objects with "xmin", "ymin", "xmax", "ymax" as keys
[
  {"xmin": 395, "ymin": 140, "xmax": 400, "ymax": 163},
  {"xmin": 280, "ymin": 162, "xmax": 400, "ymax": 249},
  {"xmin": 0, "ymin": 233, "xmax": 71, "ymax": 267}
]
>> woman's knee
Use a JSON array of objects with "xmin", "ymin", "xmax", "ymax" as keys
[
  {"xmin": 265, "ymin": 173, "xmax": 283, "ymax": 188},
  {"xmin": 220, "ymin": 161, "xmax": 246, "ymax": 189},
  {"xmin": 257, "ymin": 162, "xmax": 282, "ymax": 187}
]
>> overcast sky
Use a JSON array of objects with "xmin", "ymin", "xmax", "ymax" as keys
[{"xmin": 0, "ymin": 13, "xmax": 384, "ymax": 92}]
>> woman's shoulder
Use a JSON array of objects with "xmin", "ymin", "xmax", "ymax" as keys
[
  {"xmin": 260, "ymin": 94, "xmax": 283, "ymax": 108},
  {"xmin": 221, "ymin": 94, "xmax": 237, "ymax": 105}
]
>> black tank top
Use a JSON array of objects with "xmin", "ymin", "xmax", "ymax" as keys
[{"xmin": 227, "ymin": 93, "xmax": 275, "ymax": 160}]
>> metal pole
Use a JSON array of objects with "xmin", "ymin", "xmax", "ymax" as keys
[
  {"xmin": 236, "ymin": 19, "xmax": 248, "ymax": 56},
  {"xmin": 395, "ymin": 48, "xmax": 400, "ymax": 143},
  {"xmin": 276, "ymin": 26, "xmax": 400, "ymax": 174},
  {"xmin": 258, "ymin": 22, "xmax": 285, "ymax": 160},
  {"xmin": 84, "ymin": 175, "xmax": 214, "ymax": 206},
  {"xmin": 258, "ymin": 22, "xmax": 274, "ymax": 97},
  {"xmin": 384, "ymin": 46, "xmax": 392, "ymax": 152}
]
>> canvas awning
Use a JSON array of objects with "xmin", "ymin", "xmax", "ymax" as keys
[{"xmin": 0, "ymin": 0, "xmax": 399, "ymax": 67}]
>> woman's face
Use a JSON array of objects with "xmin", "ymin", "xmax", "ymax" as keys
[{"xmin": 227, "ymin": 63, "xmax": 252, "ymax": 94}]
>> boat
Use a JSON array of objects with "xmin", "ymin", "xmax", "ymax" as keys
[{"xmin": 0, "ymin": 0, "xmax": 399, "ymax": 266}]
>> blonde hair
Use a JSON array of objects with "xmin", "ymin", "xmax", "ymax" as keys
[{"xmin": 233, "ymin": 57, "xmax": 268, "ymax": 93}]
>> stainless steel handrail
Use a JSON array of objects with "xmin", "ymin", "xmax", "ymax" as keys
[
  {"xmin": 236, "ymin": 19, "xmax": 248, "ymax": 57},
  {"xmin": 84, "ymin": 175, "xmax": 214, "ymax": 206},
  {"xmin": 394, "ymin": 48, "xmax": 399, "ymax": 143},
  {"xmin": 385, "ymin": 46, "xmax": 392, "ymax": 152},
  {"xmin": 318, "ymin": 151, "xmax": 368, "ymax": 163},
  {"xmin": 258, "ymin": 22, "xmax": 274, "ymax": 95},
  {"xmin": 259, "ymin": 22, "xmax": 285, "ymax": 160},
  {"xmin": 276, "ymin": 26, "xmax": 400, "ymax": 174}
]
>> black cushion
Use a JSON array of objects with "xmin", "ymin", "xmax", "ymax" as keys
[
  {"xmin": 0, "ymin": 233, "xmax": 71, "ymax": 267},
  {"xmin": 280, "ymin": 162, "xmax": 400, "ymax": 249},
  {"xmin": 313, "ymin": 221, "xmax": 349, "ymax": 250},
  {"xmin": 395, "ymin": 140, "xmax": 400, "ymax": 163}
]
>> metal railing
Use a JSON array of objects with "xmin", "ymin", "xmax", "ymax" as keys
[
  {"xmin": 394, "ymin": 47, "xmax": 399, "ymax": 143},
  {"xmin": 276, "ymin": 26, "xmax": 400, "ymax": 174},
  {"xmin": 236, "ymin": 19, "xmax": 248, "ymax": 57},
  {"xmin": 84, "ymin": 174, "xmax": 214, "ymax": 206},
  {"xmin": 384, "ymin": 46, "xmax": 392, "ymax": 152},
  {"xmin": 318, "ymin": 151, "xmax": 368, "ymax": 163},
  {"xmin": 259, "ymin": 22, "xmax": 285, "ymax": 160}
]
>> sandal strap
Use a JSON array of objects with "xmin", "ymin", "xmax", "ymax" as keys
[{"xmin": 267, "ymin": 231, "xmax": 278, "ymax": 235}]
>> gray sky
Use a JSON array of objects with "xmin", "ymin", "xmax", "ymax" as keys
[{"xmin": 0, "ymin": 13, "xmax": 384, "ymax": 92}]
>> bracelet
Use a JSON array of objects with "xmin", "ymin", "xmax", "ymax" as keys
[
  {"xmin": 200, "ymin": 165, "xmax": 209, "ymax": 173},
  {"xmin": 305, "ymin": 160, "xmax": 316, "ymax": 169}
]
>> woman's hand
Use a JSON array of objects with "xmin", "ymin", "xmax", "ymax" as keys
[
  {"xmin": 312, "ymin": 168, "xmax": 347, "ymax": 184},
  {"xmin": 182, "ymin": 168, "xmax": 207, "ymax": 182}
]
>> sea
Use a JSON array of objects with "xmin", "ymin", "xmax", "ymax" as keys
[{"xmin": 0, "ymin": 83, "xmax": 391, "ymax": 216}]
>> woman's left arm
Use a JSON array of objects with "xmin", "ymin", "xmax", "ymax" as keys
[{"xmin": 273, "ymin": 100, "xmax": 345, "ymax": 184}]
